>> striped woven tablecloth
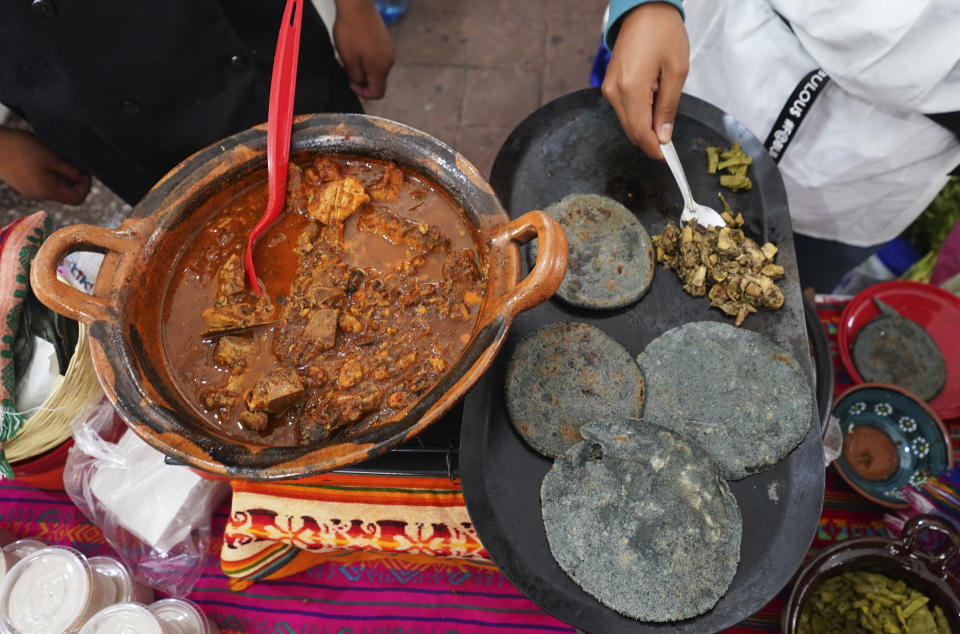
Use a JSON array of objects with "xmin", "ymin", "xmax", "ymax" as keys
[{"xmin": 0, "ymin": 296, "xmax": 957, "ymax": 632}]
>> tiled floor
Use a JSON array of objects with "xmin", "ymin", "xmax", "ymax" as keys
[{"xmin": 0, "ymin": 0, "xmax": 608, "ymax": 229}]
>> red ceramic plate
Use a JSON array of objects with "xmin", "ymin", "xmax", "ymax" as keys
[{"xmin": 838, "ymin": 281, "xmax": 960, "ymax": 419}]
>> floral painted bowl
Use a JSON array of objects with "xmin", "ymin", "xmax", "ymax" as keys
[{"xmin": 833, "ymin": 383, "xmax": 954, "ymax": 509}]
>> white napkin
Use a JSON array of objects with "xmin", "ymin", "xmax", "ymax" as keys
[
  {"xmin": 89, "ymin": 430, "xmax": 208, "ymax": 552},
  {"xmin": 14, "ymin": 336, "xmax": 62, "ymax": 415}
]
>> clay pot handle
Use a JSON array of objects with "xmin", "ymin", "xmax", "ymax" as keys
[
  {"xmin": 895, "ymin": 514, "xmax": 960, "ymax": 578},
  {"xmin": 30, "ymin": 224, "xmax": 141, "ymax": 324},
  {"xmin": 487, "ymin": 210, "xmax": 567, "ymax": 320}
]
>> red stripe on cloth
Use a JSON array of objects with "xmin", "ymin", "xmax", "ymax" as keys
[{"xmin": 233, "ymin": 483, "xmax": 467, "ymax": 506}]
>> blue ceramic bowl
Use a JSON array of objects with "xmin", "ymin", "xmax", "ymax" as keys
[{"xmin": 833, "ymin": 383, "xmax": 953, "ymax": 509}]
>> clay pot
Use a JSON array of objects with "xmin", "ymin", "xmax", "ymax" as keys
[
  {"xmin": 30, "ymin": 114, "xmax": 567, "ymax": 480},
  {"xmin": 782, "ymin": 514, "xmax": 960, "ymax": 632}
]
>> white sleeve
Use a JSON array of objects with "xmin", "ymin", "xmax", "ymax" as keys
[{"xmin": 768, "ymin": 0, "xmax": 960, "ymax": 112}]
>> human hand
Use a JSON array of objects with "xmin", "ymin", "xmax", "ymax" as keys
[
  {"xmin": 602, "ymin": 2, "xmax": 689, "ymax": 160},
  {"xmin": 333, "ymin": 0, "xmax": 396, "ymax": 99},
  {"xmin": 0, "ymin": 127, "xmax": 91, "ymax": 205}
]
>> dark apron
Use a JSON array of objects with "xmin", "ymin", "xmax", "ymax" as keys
[{"xmin": 0, "ymin": 0, "xmax": 361, "ymax": 204}]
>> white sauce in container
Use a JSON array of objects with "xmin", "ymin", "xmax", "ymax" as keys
[
  {"xmin": 148, "ymin": 599, "xmax": 217, "ymax": 634},
  {"xmin": 0, "ymin": 546, "xmax": 93, "ymax": 634},
  {"xmin": 79, "ymin": 603, "xmax": 165, "ymax": 634}
]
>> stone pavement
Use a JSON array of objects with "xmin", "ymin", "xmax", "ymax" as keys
[
  {"xmin": 364, "ymin": 0, "xmax": 608, "ymax": 177},
  {"xmin": 0, "ymin": 0, "xmax": 608, "ymax": 228}
]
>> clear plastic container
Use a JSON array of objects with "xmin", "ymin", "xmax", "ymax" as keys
[
  {"xmin": 86, "ymin": 557, "xmax": 154, "ymax": 605},
  {"xmin": 2, "ymin": 540, "xmax": 46, "ymax": 566},
  {"xmin": 0, "ymin": 546, "xmax": 95, "ymax": 634},
  {"xmin": 0, "ymin": 550, "xmax": 8, "ymax": 587},
  {"xmin": 148, "ymin": 599, "xmax": 217, "ymax": 634},
  {"xmin": 0, "ymin": 530, "xmax": 17, "ymax": 549},
  {"xmin": 79, "ymin": 603, "xmax": 165, "ymax": 634}
]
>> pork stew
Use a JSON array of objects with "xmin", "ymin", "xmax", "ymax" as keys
[{"xmin": 162, "ymin": 156, "xmax": 485, "ymax": 446}]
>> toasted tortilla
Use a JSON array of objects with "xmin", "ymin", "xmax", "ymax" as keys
[
  {"xmin": 853, "ymin": 313, "xmax": 946, "ymax": 401},
  {"xmin": 505, "ymin": 322, "xmax": 645, "ymax": 457},
  {"xmin": 529, "ymin": 193, "xmax": 654, "ymax": 309},
  {"xmin": 636, "ymin": 321, "xmax": 812, "ymax": 479},
  {"xmin": 541, "ymin": 418, "xmax": 742, "ymax": 622}
]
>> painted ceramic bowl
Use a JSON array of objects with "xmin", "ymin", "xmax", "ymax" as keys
[
  {"xmin": 833, "ymin": 383, "xmax": 953, "ymax": 509},
  {"xmin": 782, "ymin": 514, "xmax": 960, "ymax": 633}
]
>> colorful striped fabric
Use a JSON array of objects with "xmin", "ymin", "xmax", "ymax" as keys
[{"xmin": 221, "ymin": 473, "xmax": 490, "ymax": 583}]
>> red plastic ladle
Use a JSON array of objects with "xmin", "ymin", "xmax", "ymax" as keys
[{"xmin": 244, "ymin": 0, "xmax": 304, "ymax": 294}]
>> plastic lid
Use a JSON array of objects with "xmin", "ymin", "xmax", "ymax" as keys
[
  {"xmin": 2, "ymin": 540, "xmax": 47, "ymax": 564},
  {"xmin": 148, "ymin": 599, "xmax": 213, "ymax": 634},
  {"xmin": 86, "ymin": 557, "xmax": 133, "ymax": 605},
  {"xmin": 79, "ymin": 603, "xmax": 164, "ymax": 634},
  {"xmin": 0, "ymin": 546, "xmax": 93, "ymax": 634}
]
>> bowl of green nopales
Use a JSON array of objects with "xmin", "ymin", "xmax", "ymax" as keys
[{"xmin": 782, "ymin": 514, "xmax": 960, "ymax": 634}]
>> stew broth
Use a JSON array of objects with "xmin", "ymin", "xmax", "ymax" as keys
[{"xmin": 162, "ymin": 156, "xmax": 485, "ymax": 446}]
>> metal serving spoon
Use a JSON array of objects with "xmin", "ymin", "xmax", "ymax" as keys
[
  {"xmin": 244, "ymin": 0, "xmax": 304, "ymax": 295},
  {"xmin": 660, "ymin": 140, "xmax": 726, "ymax": 229}
]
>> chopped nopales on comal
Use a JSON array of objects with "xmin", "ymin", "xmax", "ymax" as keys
[
  {"xmin": 651, "ymin": 195, "xmax": 784, "ymax": 326},
  {"xmin": 706, "ymin": 142, "xmax": 752, "ymax": 192}
]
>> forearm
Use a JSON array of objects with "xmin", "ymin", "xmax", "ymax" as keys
[
  {"xmin": 0, "ymin": 126, "xmax": 91, "ymax": 204},
  {"xmin": 331, "ymin": 0, "xmax": 395, "ymax": 99},
  {"xmin": 0, "ymin": 126, "xmax": 21, "ymax": 181},
  {"xmin": 605, "ymin": 0, "xmax": 684, "ymax": 50}
]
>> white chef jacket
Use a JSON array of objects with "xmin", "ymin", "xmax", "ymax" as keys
[{"xmin": 610, "ymin": 0, "xmax": 960, "ymax": 246}]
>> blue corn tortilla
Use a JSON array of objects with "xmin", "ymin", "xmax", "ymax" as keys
[
  {"xmin": 505, "ymin": 322, "xmax": 645, "ymax": 457},
  {"xmin": 636, "ymin": 321, "xmax": 813, "ymax": 480},
  {"xmin": 852, "ymin": 313, "xmax": 946, "ymax": 401},
  {"xmin": 529, "ymin": 193, "xmax": 654, "ymax": 309},
  {"xmin": 541, "ymin": 418, "xmax": 742, "ymax": 622}
]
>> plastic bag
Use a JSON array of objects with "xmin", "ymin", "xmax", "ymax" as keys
[
  {"xmin": 822, "ymin": 413, "xmax": 843, "ymax": 468},
  {"xmin": 63, "ymin": 399, "xmax": 229, "ymax": 597}
]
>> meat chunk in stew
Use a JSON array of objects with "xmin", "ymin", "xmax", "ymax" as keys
[
  {"xmin": 245, "ymin": 367, "xmax": 304, "ymax": 414},
  {"xmin": 213, "ymin": 335, "xmax": 255, "ymax": 371},
  {"xmin": 284, "ymin": 164, "xmax": 304, "ymax": 213},
  {"xmin": 441, "ymin": 248, "xmax": 483, "ymax": 319},
  {"xmin": 305, "ymin": 157, "xmax": 343, "ymax": 185},
  {"xmin": 368, "ymin": 163, "xmax": 404, "ymax": 202},
  {"xmin": 301, "ymin": 307, "xmax": 339, "ymax": 353},
  {"xmin": 202, "ymin": 387, "xmax": 239, "ymax": 411},
  {"xmin": 356, "ymin": 206, "xmax": 449, "ymax": 256},
  {"xmin": 306, "ymin": 177, "xmax": 370, "ymax": 225},
  {"xmin": 200, "ymin": 373, "xmax": 245, "ymax": 411},
  {"xmin": 239, "ymin": 409, "xmax": 269, "ymax": 432},
  {"xmin": 217, "ymin": 253, "xmax": 246, "ymax": 297},
  {"xmin": 305, "ymin": 282, "xmax": 344, "ymax": 308},
  {"xmin": 202, "ymin": 299, "xmax": 276, "ymax": 336},
  {"xmin": 335, "ymin": 384, "xmax": 383, "ymax": 423}
]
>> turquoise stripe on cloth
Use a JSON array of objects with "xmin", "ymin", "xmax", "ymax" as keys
[{"xmin": 605, "ymin": 0, "xmax": 685, "ymax": 51}]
